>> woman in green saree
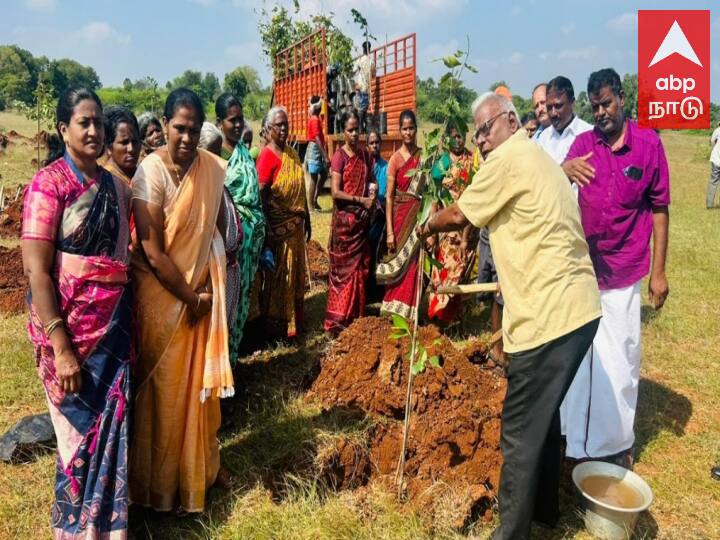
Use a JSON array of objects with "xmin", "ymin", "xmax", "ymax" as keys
[{"xmin": 215, "ymin": 92, "xmax": 266, "ymax": 360}]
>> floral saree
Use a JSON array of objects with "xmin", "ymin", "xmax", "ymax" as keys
[
  {"xmin": 22, "ymin": 155, "xmax": 133, "ymax": 540},
  {"xmin": 324, "ymin": 147, "xmax": 372, "ymax": 334},
  {"xmin": 224, "ymin": 143, "xmax": 265, "ymax": 359},
  {"xmin": 377, "ymin": 149, "xmax": 424, "ymax": 321},
  {"xmin": 257, "ymin": 146, "xmax": 308, "ymax": 339},
  {"xmin": 428, "ymin": 149, "xmax": 475, "ymax": 322},
  {"xmin": 129, "ymin": 149, "xmax": 233, "ymax": 513}
]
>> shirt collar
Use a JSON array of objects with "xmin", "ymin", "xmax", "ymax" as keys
[
  {"xmin": 593, "ymin": 119, "xmax": 634, "ymax": 151},
  {"xmin": 553, "ymin": 115, "xmax": 579, "ymax": 138}
]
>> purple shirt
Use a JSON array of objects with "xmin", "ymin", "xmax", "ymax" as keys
[{"xmin": 566, "ymin": 120, "xmax": 670, "ymax": 290}]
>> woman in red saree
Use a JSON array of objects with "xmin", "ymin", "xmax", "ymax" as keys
[
  {"xmin": 377, "ymin": 110, "xmax": 424, "ymax": 320},
  {"xmin": 324, "ymin": 111, "xmax": 376, "ymax": 334}
]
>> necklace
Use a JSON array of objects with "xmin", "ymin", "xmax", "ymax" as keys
[{"xmin": 166, "ymin": 148, "xmax": 184, "ymax": 186}]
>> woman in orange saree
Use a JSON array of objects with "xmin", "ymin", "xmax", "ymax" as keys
[
  {"xmin": 129, "ymin": 89, "xmax": 234, "ymax": 513},
  {"xmin": 377, "ymin": 110, "xmax": 424, "ymax": 321},
  {"xmin": 256, "ymin": 106, "xmax": 310, "ymax": 339}
]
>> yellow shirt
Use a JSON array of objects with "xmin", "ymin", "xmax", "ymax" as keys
[{"xmin": 458, "ymin": 129, "xmax": 601, "ymax": 353}]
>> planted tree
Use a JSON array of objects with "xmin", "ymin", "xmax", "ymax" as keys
[{"xmin": 392, "ymin": 40, "xmax": 477, "ymax": 499}]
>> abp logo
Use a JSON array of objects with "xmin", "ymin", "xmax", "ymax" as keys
[{"xmin": 638, "ymin": 10, "xmax": 710, "ymax": 129}]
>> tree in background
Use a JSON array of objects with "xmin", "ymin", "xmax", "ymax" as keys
[
  {"xmin": 257, "ymin": 3, "xmax": 361, "ymax": 77},
  {"xmin": 0, "ymin": 47, "xmax": 31, "ymax": 108},
  {"xmin": 622, "ymin": 73, "xmax": 637, "ymax": 119},
  {"xmin": 46, "ymin": 58, "xmax": 101, "ymax": 94},
  {"xmin": 224, "ymin": 68, "xmax": 250, "ymax": 101},
  {"xmin": 417, "ymin": 76, "xmax": 477, "ymax": 124}
]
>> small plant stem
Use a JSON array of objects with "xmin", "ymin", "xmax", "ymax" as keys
[{"xmin": 395, "ymin": 245, "xmax": 425, "ymax": 501}]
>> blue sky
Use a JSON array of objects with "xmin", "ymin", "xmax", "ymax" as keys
[{"xmin": 3, "ymin": 0, "xmax": 719, "ymax": 101}]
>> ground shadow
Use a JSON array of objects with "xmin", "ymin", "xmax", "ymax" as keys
[
  {"xmin": 129, "ymin": 403, "xmax": 372, "ymax": 539},
  {"xmin": 634, "ymin": 377, "xmax": 692, "ymax": 460},
  {"xmin": 640, "ymin": 304, "xmax": 660, "ymax": 324}
]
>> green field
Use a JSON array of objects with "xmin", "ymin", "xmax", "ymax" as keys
[{"xmin": 1, "ymin": 111, "xmax": 719, "ymax": 539}]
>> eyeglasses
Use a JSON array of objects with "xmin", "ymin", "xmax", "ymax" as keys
[{"xmin": 474, "ymin": 111, "xmax": 509, "ymax": 140}]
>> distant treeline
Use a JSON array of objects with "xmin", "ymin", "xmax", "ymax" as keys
[
  {"xmin": 0, "ymin": 45, "xmax": 271, "ymax": 121},
  {"xmin": 1, "ymin": 44, "xmax": 717, "ymax": 128}
]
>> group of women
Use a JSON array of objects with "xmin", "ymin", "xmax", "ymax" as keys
[
  {"xmin": 21, "ymin": 83, "xmax": 477, "ymax": 538},
  {"xmin": 21, "ymin": 85, "xmax": 311, "ymax": 538},
  {"xmin": 324, "ymin": 109, "xmax": 477, "ymax": 332}
]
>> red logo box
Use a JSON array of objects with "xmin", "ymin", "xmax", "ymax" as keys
[{"xmin": 638, "ymin": 10, "xmax": 710, "ymax": 129}]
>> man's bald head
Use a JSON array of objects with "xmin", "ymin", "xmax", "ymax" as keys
[{"xmin": 471, "ymin": 92, "xmax": 520, "ymax": 159}]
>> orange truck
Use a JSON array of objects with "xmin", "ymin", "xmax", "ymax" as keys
[{"xmin": 272, "ymin": 29, "xmax": 417, "ymax": 159}]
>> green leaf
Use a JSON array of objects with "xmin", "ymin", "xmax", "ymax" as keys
[
  {"xmin": 428, "ymin": 355, "xmax": 441, "ymax": 369},
  {"xmin": 411, "ymin": 361, "xmax": 425, "ymax": 376},
  {"xmin": 455, "ymin": 50, "xmax": 465, "ymax": 58},
  {"xmin": 423, "ymin": 255, "xmax": 432, "ymax": 277},
  {"xmin": 419, "ymin": 347, "xmax": 428, "ymax": 367},
  {"xmin": 465, "ymin": 64, "xmax": 479, "ymax": 74},
  {"xmin": 418, "ymin": 195, "xmax": 433, "ymax": 226},
  {"xmin": 426, "ymin": 254, "xmax": 443, "ymax": 270},
  {"xmin": 390, "ymin": 330, "xmax": 406, "ymax": 340},
  {"xmin": 404, "ymin": 168, "xmax": 417, "ymax": 178},
  {"xmin": 442, "ymin": 55, "xmax": 461, "ymax": 68},
  {"xmin": 391, "ymin": 314, "xmax": 410, "ymax": 333}
]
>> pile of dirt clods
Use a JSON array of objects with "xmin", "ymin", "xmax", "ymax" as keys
[
  {"xmin": 0, "ymin": 196, "xmax": 23, "ymax": 238},
  {"xmin": 308, "ymin": 316, "xmax": 507, "ymax": 528},
  {"xmin": 306, "ymin": 239, "xmax": 329, "ymax": 282},
  {"xmin": 0, "ymin": 246, "xmax": 27, "ymax": 314}
]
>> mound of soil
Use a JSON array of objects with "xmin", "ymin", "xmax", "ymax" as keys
[
  {"xmin": 0, "ymin": 246, "xmax": 27, "ymax": 314},
  {"xmin": 307, "ymin": 239, "xmax": 329, "ymax": 281},
  {"xmin": 0, "ymin": 196, "xmax": 23, "ymax": 237},
  {"xmin": 6, "ymin": 130, "xmax": 32, "ymax": 143},
  {"xmin": 309, "ymin": 316, "xmax": 506, "ymax": 528}
]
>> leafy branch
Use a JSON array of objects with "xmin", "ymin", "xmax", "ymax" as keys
[
  {"xmin": 408, "ymin": 36, "xmax": 477, "ymax": 277},
  {"xmin": 390, "ymin": 314, "xmax": 441, "ymax": 375}
]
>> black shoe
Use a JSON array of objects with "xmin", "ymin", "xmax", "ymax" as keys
[{"xmin": 711, "ymin": 466, "xmax": 720, "ymax": 481}]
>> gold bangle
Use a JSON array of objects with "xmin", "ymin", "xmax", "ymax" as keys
[{"xmin": 44, "ymin": 317, "xmax": 64, "ymax": 336}]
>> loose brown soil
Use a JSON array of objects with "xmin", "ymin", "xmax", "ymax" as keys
[
  {"xmin": 0, "ymin": 196, "xmax": 23, "ymax": 238},
  {"xmin": 307, "ymin": 239, "xmax": 329, "ymax": 281},
  {"xmin": 0, "ymin": 246, "xmax": 27, "ymax": 314},
  {"xmin": 309, "ymin": 316, "xmax": 506, "ymax": 528}
]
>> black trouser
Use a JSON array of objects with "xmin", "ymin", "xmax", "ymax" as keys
[{"xmin": 492, "ymin": 318, "xmax": 599, "ymax": 540}]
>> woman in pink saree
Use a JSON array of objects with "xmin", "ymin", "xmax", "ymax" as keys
[{"xmin": 22, "ymin": 87, "xmax": 132, "ymax": 539}]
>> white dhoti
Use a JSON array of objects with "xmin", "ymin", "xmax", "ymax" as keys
[{"xmin": 561, "ymin": 281, "xmax": 642, "ymax": 459}]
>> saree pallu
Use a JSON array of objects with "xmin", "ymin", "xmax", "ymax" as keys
[
  {"xmin": 23, "ymin": 157, "xmax": 132, "ymax": 540},
  {"xmin": 262, "ymin": 147, "xmax": 307, "ymax": 339},
  {"xmin": 377, "ymin": 152, "xmax": 424, "ymax": 321},
  {"xmin": 224, "ymin": 144, "xmax": 265, "ymax": 359},
  {"xmin": 324, "ymin": 149, "xmax": 372, "ymax": 334},
  {"xmin": 428, "ymin": 150, "xmax": 474, "ymax": 323},
  {"xmin": 129, "ymin": 149, "xmax": 233, "ymax": 513}
]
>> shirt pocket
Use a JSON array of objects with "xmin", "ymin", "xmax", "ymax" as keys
[{"xmin": 616, "ymin": 167, "xmax": 648, "ymax": 208}]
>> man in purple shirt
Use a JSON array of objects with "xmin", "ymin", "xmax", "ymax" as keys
[{"xmin": 561, "ymin": 68, "xmax": 670, "ymax": 466}]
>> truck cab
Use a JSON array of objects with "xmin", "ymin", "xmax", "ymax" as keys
[{"xmin": 272, "ymin": 30, "xmax": 417, "ymax": 160}]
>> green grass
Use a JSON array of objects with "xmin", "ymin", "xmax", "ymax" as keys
[
  {"xmin": 1, "ymin": 111, "xmax": 719, "ymax": 539},
  {"xmin": 0, "ymin": 110, "xmax": 41, "ymax": 193}
]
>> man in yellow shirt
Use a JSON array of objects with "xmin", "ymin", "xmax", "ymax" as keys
[{"xmin": 418, "ymin": 93, "xmax": 601, "ymax": 540}]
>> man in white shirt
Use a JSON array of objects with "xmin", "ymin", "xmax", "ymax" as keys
[
  {"xmin": 707, "ymin": 120, "xmax": 720, "ymax": 208},
  {"xmin": 353, "ymin": 41, "xmax": 375, "ymax": 133},
  {"xmin": 536, "ymin": 76, "xmax": 592, "ymax": 164}
]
